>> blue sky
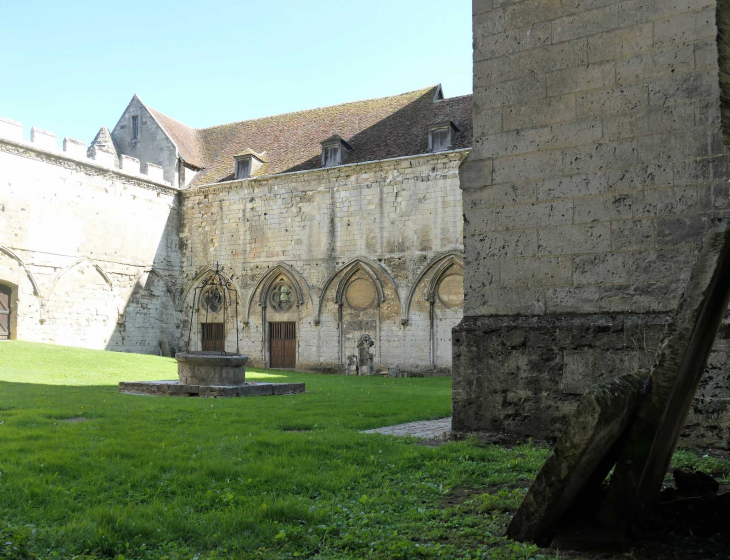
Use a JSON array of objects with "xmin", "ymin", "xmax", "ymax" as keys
[{"xmin": 1, "ymin": 0, "xmax": 472, "ymax": 145}]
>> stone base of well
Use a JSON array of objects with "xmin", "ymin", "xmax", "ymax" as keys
[
  {"xmin": 176, "ymin": 352, "xmax": 248, "ymax": 386},
  {"xmin": 119, "ymin": 380, "xmax": 305, "ymax": 398},
  {"xmin": 119, "ymin": 352, "xmax": 305, "ymax": 397}
]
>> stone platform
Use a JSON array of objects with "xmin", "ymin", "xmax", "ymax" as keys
[{"xmin": 119, "ymin": 380, "xmax": 305, "ymax": 398}]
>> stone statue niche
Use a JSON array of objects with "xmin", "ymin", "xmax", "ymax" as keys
[{"xmin": 357, "ymin": 334, "xmax": 375, "ymax": 375}]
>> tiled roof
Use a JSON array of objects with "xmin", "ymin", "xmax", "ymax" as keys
[
  {"xmin": 145, "ymin": 106, "xmax": 205, "ymax": 169},
  {"xmin": 145, "ymin": 85, "xmax": 472, "ymax": 187}
]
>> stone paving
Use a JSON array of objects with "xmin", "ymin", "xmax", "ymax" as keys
[{"xmin": 362, "ymin": 417, "xmax": 451, "ymax": 439}]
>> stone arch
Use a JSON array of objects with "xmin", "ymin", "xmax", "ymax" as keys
[
  {"xmin": 180, "ymin": 266, "xmax": 218, "ymax": 310},
  {"xmin": 0, "ymin": 246, "xmax": 41, "ymax": 297},
  {"xmin": 181, "ymin": 266, "xmax": 240, "ymax": 354},
  {"xmin": 108, "ymin": 266, "xmax": 178, "ymax": 354},
  {"xmin": 180, "ymin": 266, "xmax": 239, "ymax": 310},
  {"xmin": 402, "ymin": 250, "xmax": 464, "ymax": 325},
  {"xmin": 139, "ymin": 267, "xmax": 177, "ymax": 306},
  {"xmin": 315, "ymin": 257, "xmax": 399, "ymax": 325},
  {"xmin": 244, "ymin": 262, "xmax": 311, "ymax": 326},
  {"xmin": 0, "ymin": 279, "xmax": 18, "ymax": 340},
  {"xmin": 48, "ymin": 257, "xmax": 113, "ymax": 300},
  {"xmin": 45, "ymin": 257, "xmax": 117, "ymax": 349}
]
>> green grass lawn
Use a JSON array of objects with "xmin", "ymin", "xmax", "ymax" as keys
[{"xmin": 0, "ymin": 341, "xmax": 727, "ymax": 560}]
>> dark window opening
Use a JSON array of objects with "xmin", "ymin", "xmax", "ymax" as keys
[
  {"xmin": 132, "ymin": 116, "xmax": 139, "ymax": 140},
  {"xmin": 235, "ymin": 158, "xmax": 251, "ymax": 179},
  {"xmin": 323, "ymin": 145, "xmax": 340, "ymax": 167},
  {"xmin": 431, "ymin": 128, "xmax": 449, "ymax": 152}
]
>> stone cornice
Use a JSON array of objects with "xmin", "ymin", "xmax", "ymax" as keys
[
  {"xmin": 0, "ymin": 138, "xmax": 180, "ymax": 197},
  {"xmin": 182, "ymin": 149, "xmax": 469, "ymax": 198}
]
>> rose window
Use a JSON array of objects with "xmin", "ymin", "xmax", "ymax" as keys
[{"xmin": 270, "ymin": 283, "xmax": 294, "ymax": 312}]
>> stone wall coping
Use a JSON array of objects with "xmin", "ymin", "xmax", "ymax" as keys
[
  {"xmin": 175, "ymin": 352, "xmax": 249, "ymax": 366},
  {"xmin": 0, "ymin": 135, "xmax": 179, "ymax": 195},
  {"xmin": 182, "ymin": 148, "xmax": 470, "ymax": 198}
]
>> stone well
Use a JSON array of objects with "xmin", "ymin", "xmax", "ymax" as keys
[
  {"xmin": 176, "ymin": 352, "xmax": 248, "ymax": 386},
  {"xmin": 119, "ymin": 351, "xmax": 305, "ymax": 398}
]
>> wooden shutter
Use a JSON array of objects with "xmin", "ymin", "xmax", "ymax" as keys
[
  {"xmin": 0, "ymin": 284, "xmax": 10, "ymax": 340},
  {"xmin": 270, "ymin": 322, "xmax": 296, "ymax": 368}
]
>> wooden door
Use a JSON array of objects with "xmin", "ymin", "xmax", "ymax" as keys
[
  {"xmin": 270, "ymin": 322, "xmax": 296, "ymax": 368},
  {"xmin": 0, "ymin": 284, "xmax": 10, "ymax": 340},
  {"xmin": 201, "ymin": 322, "xmax": 224, "ymax": 351}
]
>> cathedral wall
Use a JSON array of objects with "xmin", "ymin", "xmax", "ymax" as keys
[
  {"xmin": 455, "ymin": 0, "xmax": 730, "ymax": 447},
  {"xmin": 180, "ymin": 151, "xmax": 466, "ymax": 374},
  {"xmin": 0, "ymin": 128, "xmax": 181, "ymax": 354}
]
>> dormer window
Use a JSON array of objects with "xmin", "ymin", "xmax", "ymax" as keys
[
  {"xmin": 321, "ymin": 134, "xmax": 353, "ymax": 168},
  {"xmin": 429, "ymin": 121, "xmax": 459, "ymax": 153},
  {"xmin": 234, "ymin": 150, "xmax": 265, "ymax": 180}
]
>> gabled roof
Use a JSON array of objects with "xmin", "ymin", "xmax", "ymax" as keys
[
  {"xmin": 143, "ymin": 104, "xmax": 205, "ymax": 169},
  {"xmin": 142, "ymin": 85, "xmax": 471, "ymax": 187}
]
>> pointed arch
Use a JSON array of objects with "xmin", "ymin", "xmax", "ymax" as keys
[
  {"xmin": 315, "ymin": 257, "xmax": 400, "ymax": 325},
  {"xmin": 139, "ymin": 267, "xmax": 177, "ymax": 306},
  {"xmin": 180, "ymin": 266, "xmax": 235, "ymax": 310},
  {"xmin": 244, "ymin": 262, "xmax": 311, "ymax": 325},
  {"xmin": 402, "ymin": 250, "xmax": 464, "ymax": 325},
  {"xmin": 0, "ymin": 246, "xmax": 41, "ymax": 296},
  {"xmin": 48, "ymin": 257, "xmax": 114, "ymax": 300}
]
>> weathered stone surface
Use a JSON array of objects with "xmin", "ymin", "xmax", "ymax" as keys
[
  {"xmin": 506, "ymin": 371, "xmax": 648, "ymax": 544},
  {"xmin": 456, "ymin": 0, "xmax": 730, "ymax": 447},
  {"xmin": 176, "ymin": 352, "xmax": 248, "ymax": 386},
  {"xmin": 452, "ymin": 314, "xmax": 663, "ymax": 438}
]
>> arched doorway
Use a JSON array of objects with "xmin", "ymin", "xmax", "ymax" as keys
[
  {"xmin": 0, "ymin": 283, "xmax": 11, "ymax": 340},
  {"xmin": 267, "ymin": 277, "xmax": 298, "ymax": 368}
]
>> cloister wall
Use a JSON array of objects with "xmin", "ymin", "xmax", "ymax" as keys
[
  {"xmin": 0, "ymin": 127, "xmax": 180, "ymax": 354},
  {"xmin": 180, "ymin": 151, "xmax": 466, "ymax": 373}
]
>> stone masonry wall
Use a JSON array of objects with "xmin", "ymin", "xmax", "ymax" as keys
[
  {"xmin": 455, "ymin": 0, "xmax": 730, "ymax": 447},
  {"xmin": 0, "ymin": 127, "xmax": 181, "ymax": 354},
  {"xmin": 180, "ymin": 151, "xmax": 466, "ymax": 373}
]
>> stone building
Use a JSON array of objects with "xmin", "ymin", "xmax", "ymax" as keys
[
  {"xmin": 454, "ymin": 0, "xmax": 730, "ymax": 447},
  {"xmin": 0, "ymin": 85, "xmax": 472, "ymax": 374}
]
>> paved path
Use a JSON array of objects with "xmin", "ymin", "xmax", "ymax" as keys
[{"xmin": 362, "ymin": 417, "xmax": 451, "ymax": 439}]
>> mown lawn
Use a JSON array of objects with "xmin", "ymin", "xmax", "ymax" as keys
[{"xmin": 0, "ymin": 342, "xmax": 727, "ymax": 560}]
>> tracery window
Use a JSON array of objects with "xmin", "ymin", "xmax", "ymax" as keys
[
  {"xmin": 270, "ymin": 281, "xmax": 295, "ymax": 312},
  {"xmin": 201, "ymin": 286, "xmax": 223, "ymax": 313}
]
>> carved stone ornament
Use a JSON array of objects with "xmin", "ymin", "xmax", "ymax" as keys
[{"xmin": 270, "ymin": 281, "xmax": 295, "ymax": 312}]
